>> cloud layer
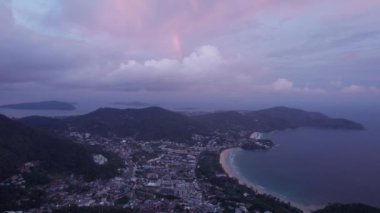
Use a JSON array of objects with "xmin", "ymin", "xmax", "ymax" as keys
[{"xmin": 1, "ymin": 0, "xmax": 380, "ymax": 106}]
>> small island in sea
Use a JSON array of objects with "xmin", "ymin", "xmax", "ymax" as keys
[{"xmin": 0, "ymin": 101, "xmax": 76, "ymax": 111}]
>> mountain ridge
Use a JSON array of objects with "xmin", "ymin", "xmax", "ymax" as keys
[
  {"xmin": 0, "ymin": 113, "xmax": 122, "ymax": 181},
  {"xmin": 19, "ymin": 106, "xmax": 364, "ymax": 141}
]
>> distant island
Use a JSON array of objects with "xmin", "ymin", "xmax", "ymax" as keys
[{"xmin": 0, "ymin": 101, "xmax": 76, "ymax": 111}]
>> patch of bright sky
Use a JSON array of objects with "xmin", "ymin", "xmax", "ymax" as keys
[{"xmin": 10, "ymin": 0, "xmax": 83, "ymax": 40}]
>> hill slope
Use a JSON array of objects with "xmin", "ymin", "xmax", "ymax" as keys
[
  {"xmin": 20, "ymin": 106, "xmax": 363, "ymax": 141},
  {"xmin": 314, "ymin": 203, "xmax": 380, "ymax": 213},
  {"xmin": 193, "ymin": 106, "xmax": 364, "ymax": 132},
  {"xmin": 63, "ymin": 106, "xmax": 200, "ymax": 140},
  {"xmin": 0, "ymin": 114, "xmax": 121, "ymax": 181}
]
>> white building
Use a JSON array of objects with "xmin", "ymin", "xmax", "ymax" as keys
[
  {"xmin": 93, "ymin": 154, "xmax": 108, "ymax": 165},
  {"xmin": 250, "ymin": 132, "xmax": 263, "ymax": 140}
]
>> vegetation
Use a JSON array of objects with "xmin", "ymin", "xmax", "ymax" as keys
[
  {"xmin": 155, "ymin": 193, "xmax": 180, "ymax": 200},
  {"xmin": 115, "ymin": 195, "xmax": 130, "ymax": 205},
  {"xmin": 23, "ymin": 107, "xmax": 200, "ymax": 141},
  {"xmin": 0, "ymin": 113, "xmax": 124, "ymax": 211},
  {"xmin": 0, "ymin": 113, "xmax": 123, "ymax": 181},
  {"xmin": 0, "ymin": 186, "xmax": 45, "ymax": 211},
  {"xmin": 22, "ymin": 167, "xmax": 51, "ymax": 185},
  {"xmin": 241, "ymin": 139, "xmax": 274, "ymax": 150},
  {"xmin": 193, "ymin": 106, "xmax": 364, "ymax": 132},
  {"xmin": 314, "ymin": 203, "xmax": 380, "ymax": 213},
  {"xmin": 20, "ymin": 106, "xmax": 364, "ymax": 142},
  {"xmin": 131, "ymin": 150, "xmax": 159, "ymax": 163}
]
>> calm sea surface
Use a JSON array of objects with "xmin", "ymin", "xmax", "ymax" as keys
[{"xmin": 234, "ymin": 109, "xmax": 380, "ymax": 207}]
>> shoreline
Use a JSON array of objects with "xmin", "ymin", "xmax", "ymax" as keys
[{"xmin": 219, "ymin": 147, "xmax": 323, "ymax": 213}]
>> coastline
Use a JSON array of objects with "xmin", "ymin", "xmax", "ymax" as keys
[{"xmin": 219, "ymin": 147, "xmax": 322, "ymax": 213}]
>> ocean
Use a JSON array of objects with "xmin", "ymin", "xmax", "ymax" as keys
[{"xmin": 233, "ymin": 108, "xmax": 380, "ymax": 208}]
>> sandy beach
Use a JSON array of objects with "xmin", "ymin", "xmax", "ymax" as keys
[{"xmin": 219, "ymin": 148, "xmax": 322, "ymax": 212}]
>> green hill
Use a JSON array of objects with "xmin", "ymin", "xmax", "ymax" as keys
[
  {"xmin": 0, "ymin": 113, "xmax": 122, "ymax": 181},
  {"xmin": 20, "ymin": 106, "xmax": 363, "ymax": 141},
  {"xmin": 193, "ymin": 106, "xmax": 364, "ymax": 132},
  {"xmin": 314, "ymin": 203, "xmax": 380, "ymax": 213}
]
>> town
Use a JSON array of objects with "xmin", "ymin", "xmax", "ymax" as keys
[{"xmin": 0, "ymin": 129, "xmax": 284, "ymax": 213}]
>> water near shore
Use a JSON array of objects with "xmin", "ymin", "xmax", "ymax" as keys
[
  {"xmin": 222, "ymin": 109, "xmax": 380, "ymax": 210},
  {"xmin": 220, "ymin": 148, "xmax": 321, "ymax": 212}
]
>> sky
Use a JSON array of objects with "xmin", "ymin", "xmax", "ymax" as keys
[{"xmin": 0, "ymin": 0, "xmax": 380, "ymax": 110}]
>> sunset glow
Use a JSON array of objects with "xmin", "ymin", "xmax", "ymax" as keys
[{"xmin": 1, "ymin": 0, "xmax": 379, "ymax": 108}]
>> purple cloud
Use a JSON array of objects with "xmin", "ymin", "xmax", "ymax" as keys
[{"xmin": 1, "ymin": 0, "xmax": 380, "ymax": 107}]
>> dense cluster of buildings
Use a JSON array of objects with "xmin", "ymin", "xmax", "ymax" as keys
[{"xmin": 1, "ymin": 129, "xmax": 269, "ymax": 212}]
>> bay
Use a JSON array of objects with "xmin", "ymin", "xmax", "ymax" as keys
[{"xmin": 234, "ymin": 109, "xmax": 380, "ymax": 208}]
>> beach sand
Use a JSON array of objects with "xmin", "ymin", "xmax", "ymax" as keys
[{"xmin": 219, "ymin": 148, "xmax": 322, "ymax": 213}]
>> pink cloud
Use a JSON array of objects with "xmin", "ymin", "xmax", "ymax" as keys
[
  {"xmin": 272, "ymin": 78, "xmax": 294, "ymax": 91},
  {"xmin": 271, "ymin": 78, "xmax": 325, "ymax": 94},
  {"xmin": 55, "ymin": 0, "xmax": 319, "ymax": 56},
  {"xmin": 10, "ymin": 0, "xmax": 380, "ymax": 58},
  {"xmin": 341, "ymin": 85, "xmax": 366, "ymax": 94},
  {"xmin": 369, "ymin": 86, "xmax": 380, "ymax": 95},
  {"xmin": 3, "ymin": 0, "xmax": 380, "ymax": 102},
  {"xmin": 340, "ymin": 85, "xmax": 380, "ymax": 96}
]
